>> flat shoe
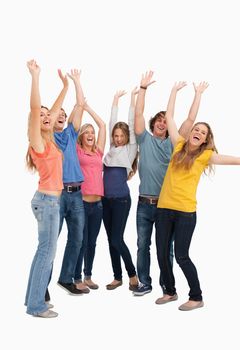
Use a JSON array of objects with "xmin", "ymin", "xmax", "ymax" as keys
[
  {"xmin": 178, "ymin": 301, "xmax": 204, "ymax": 311},
  {"xmin": 129, "ymin": 283, "xmax": 138, "ymax": 292},
  {"xmin": 84, "ymin": 279, "xmax": 99, "ymax": 290},
  {"xmin": 106, "ymin": 280, "xmax": 122, "ymax": 290},
  {"xmin": 75, "ymin": 283, "xmax": 90, "ymax": 294},
  {"xmin": 35, "ymin": 310, "xmax": 58, "ymax": 318},
  {"xmin": 155, "ymin": 294, "xmax": 178, "ymax": 305}
]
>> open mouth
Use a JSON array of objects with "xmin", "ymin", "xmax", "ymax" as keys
[{"xmin": 193, "ymin": 135, "xmax": 200, "ymax": 141}]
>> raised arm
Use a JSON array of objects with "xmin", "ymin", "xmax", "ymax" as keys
[
  {"xmin": 67, "ymin": 69, "xmax": 84, "ymax": 131},
  {"xmin": 84, "ymin": 101, "xmax": 106, "ymax": 153},
  {"xmin": 165, "ymin": 82, "xmax": 187, "ymax": 146},
  {"xmin": 129, "ymin": 87, "xmax": 139, "ymax": 144},
  {"xmin": 27, "ymin": 59, "xmax": 44, "ymax": 153},
  {"xmin": 210, "ymin": 152, "xmax": 240, "ymax": 165},
  {"xmin": 50, "ymin": 69, "xmax": 69, "ymax": 122},
  {"xmin": 134, "ymin": 71, "xmax": 156, "ymax": 135},
  {"xmin": 179, "ymin": 81, "xmax": 209, "ymax": 138},
  {"xmin": 109, "ymin": 90, "xmax": 127, "ymax": 142}
]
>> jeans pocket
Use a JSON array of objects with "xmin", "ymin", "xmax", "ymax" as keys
[
  {"xmin": 179, "ymin": 211, "xmax": 196, "ymax": 218},
  {"xmin": 97, "ymin": 201, "xmax": 103, "ymax": 210},
  {"xmin": 31, "ymin": 204, "xmax": 44, "ymax": 221}
]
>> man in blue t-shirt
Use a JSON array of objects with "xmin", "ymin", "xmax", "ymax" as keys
[
  {"xmin": 133, "ymin": 71, "xmax": 209, "ymax": 296},
  {"xmin": 52, "ymin": 69, "xmax": 86, "ymax": 296}
]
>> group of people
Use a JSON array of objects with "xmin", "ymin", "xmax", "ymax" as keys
[{"xmin": 25, "ymin": 60, "xmax": 240, "ymax": 318}]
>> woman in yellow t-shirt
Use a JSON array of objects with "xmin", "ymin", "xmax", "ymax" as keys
[{"xmin": 155, "ymin": 82, "xmax": 240, "ymax": 311}]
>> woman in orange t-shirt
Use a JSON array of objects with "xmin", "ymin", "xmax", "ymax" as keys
[{"xmin": 24, "ymin": 60, "xmax": 67, "ymax": 318}]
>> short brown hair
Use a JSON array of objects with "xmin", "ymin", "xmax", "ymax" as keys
[{"xmin": 149, "ymin": 111, "xmax": 168, "ymax": 137}]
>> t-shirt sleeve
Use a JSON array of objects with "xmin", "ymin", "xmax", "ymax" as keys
[
  {"xmin": 201, "ymin": 149, "xmax": 214, "ymax": 168},
  {"xmin": 68, "ymin": 122, "xmax": 79, "ymax": 138},
  {"xmin": 136, "ymin": 129, "xmax": 147, "ymax": 145},
  {"xmin": 173, "ymin": 136, "xmax": 185, "ymax": 154},
  {"xmin": 96, "ymin": 148, "xmax": 104, "ymax": 159},
  {"xmin": 30, "ymin": 144, "xmax": 50, "ymax": 158}
]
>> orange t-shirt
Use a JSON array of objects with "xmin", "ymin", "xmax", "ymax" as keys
[{"xmin": 30, "ymin": 142, "xmax": 63, "ymax": 191}]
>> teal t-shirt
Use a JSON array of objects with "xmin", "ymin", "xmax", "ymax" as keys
[{"xmin": 136, "ymin": 129, "xmax": 173, "ymax": 196}]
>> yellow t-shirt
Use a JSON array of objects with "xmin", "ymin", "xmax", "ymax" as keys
[{"xmin": 157, "ymin": 137, "xmax": 213, "ymax": 212}]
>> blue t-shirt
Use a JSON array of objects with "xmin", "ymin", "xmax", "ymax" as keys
[
  {"xmin": 136, "ymin": 129, "xmax": 173, "ymax": 196},
  {"xmin": 54, "ymin": 123, "xmax": 84, "ymax": 184},
  {"xmin": 103, "ymin": 165, "xmax": 129, "ymax": 198}
]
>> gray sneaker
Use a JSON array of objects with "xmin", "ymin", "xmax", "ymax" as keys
[{"xmin": 35, "ymin": 310, "xmax": 58, "ymax": 318}]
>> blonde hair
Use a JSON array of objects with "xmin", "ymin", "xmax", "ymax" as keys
[
  {"xmin": 172, "ymin": 122, "xmax": 217, "ymax": 174},
  {"xmin": 77, "ymin": 123, "xmax": 97, "ymax": 152}
]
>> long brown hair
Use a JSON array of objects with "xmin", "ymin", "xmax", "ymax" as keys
[
  {"xmin": 112, "ymin": 121, "xmax": 130, "ymax": 143},
  {"xmin": 127, "ymin": 151, "xmax": 139, "ymax": 180},
  {"xmin": 172, "ymin": 122, "xmax": 217, "ymax": 174},
  {"xmin": 112, "ymin": 121, "xmax": 138, "ymax": 180}
]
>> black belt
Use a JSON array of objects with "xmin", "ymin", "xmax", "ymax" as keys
[
  {"xmin": 138, "ymin": 196, "xmax": 158, "ymax": 205},
  {"xmin": 63, "ymin": 185, "xmax": 81, "ymax": 193}
]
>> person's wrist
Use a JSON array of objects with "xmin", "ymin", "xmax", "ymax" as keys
[{"xmin": 140, "ymin": 85, "xmax": 147, "ymax": 90}]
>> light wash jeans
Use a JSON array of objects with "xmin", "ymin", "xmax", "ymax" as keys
[{"xmin": 25, "ymin": 191, "xmax": 60, "ymax": 315}]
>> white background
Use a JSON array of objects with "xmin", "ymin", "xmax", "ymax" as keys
[{"xmin": 1, "ymin": 0, "xmax": 240, "ymax": 349}]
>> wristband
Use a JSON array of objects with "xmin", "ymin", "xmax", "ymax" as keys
[{"xmin": 140, "ymin": 86, "xmax": 147, "ymax": 90}]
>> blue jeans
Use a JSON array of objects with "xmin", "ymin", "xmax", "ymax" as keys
[
  {"xmin": 74, "ymin": 200, "xmax": 103, "ymax": 281},
  {"xmin": 137, "ymin": 201, "xmax": 174, "ymax": 289},
  {"xmin": 25, "ymin": 191, "xmax": 60, "ymax": 315},
  {"xmin": 58, "ymin": 189, "xmax": 85, "ymax": 283},
  {"xmin": 156, "ymin": 208, "xmax": 202, "ymax": 301},
  {"xmin": 102, "ymin": 195, "xmax": 136, "ymax": 280}
]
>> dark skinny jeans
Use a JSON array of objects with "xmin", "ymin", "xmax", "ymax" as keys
[
  {"xmin": 156, "ymin": 208, "xmax": 202, "ymax": 301},
  {"xmin": 102, "ymin": 195, "xmax": 136, "ymax": 280}
]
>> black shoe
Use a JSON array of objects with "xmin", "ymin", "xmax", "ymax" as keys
[
  {"xmin": 57, "ymin": 281, "xmax": 83, "ymax": 295},
  {"xmin": 45, "ymin": 288, "xmax": 51, "ymax": 302}
]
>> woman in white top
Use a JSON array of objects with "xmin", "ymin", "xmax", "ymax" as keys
[{"xmin": 102, "ymin": 88, "xmax": 139, "ymax": 291}]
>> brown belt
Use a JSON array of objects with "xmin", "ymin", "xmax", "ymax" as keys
[{"xmin": 138, "ymin": 196, "xmax": 158, "ymax": 205}]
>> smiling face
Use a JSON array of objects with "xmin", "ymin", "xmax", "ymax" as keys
[
  {"xmin": 81, "ymin": 125, "xmax": 96, "ymax": 149},
  {"xmin": 152, "ymin": 116, "xmax": 168, "ymax": 139},
  {"xmin": 40, "ymin": 107, "xmax": 52, "ymax": 131},
  {"xmin": 113, "ymin": 128, "xmax": 127, "ymax": 147},
  {"xmin": 54, "ymin": 108, "xmax": 67, "ymax": 132},
  {"xmin": 189, "ymin": 123, "xmax": 209, "ymax": 149}
]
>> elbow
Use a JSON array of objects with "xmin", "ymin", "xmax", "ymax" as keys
[{"xmin": 101, "ymin": 122, "xmax": 106, "ymax": 130}]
